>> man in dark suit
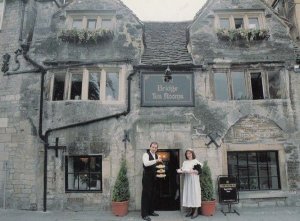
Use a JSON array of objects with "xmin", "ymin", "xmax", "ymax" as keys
[{"xmin": 141, "ymin": 142, "xmax": 162, "ymax": 221}]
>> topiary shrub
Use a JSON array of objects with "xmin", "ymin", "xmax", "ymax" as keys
[
  {"xmin": 200, "ymin": 161, "xmax": 214, "ymax": 201},
  {"xmin": 112, "ymin": 159, "xmax": 130, "ymax": 202}
]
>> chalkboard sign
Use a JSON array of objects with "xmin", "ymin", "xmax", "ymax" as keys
[{"xmin": 218, "ymin": 176, "xmax": 238, "ymax": 204}]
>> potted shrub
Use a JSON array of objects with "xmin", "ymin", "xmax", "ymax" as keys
[
  {"xmin": 200, "ymin": 161, "xmax": 216, "ymax": 216},
  {"xmin": 111, "ymin": 159, "xmax": 130, "ymax": 216}
]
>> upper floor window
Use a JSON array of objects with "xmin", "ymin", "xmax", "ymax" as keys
[
  {"xmin": 212, "ymin": 68, "xmax": 287, "ymax": 101},
  {"xmin": 0, "ymin": 0, "xmax": 6, "ymax": 30},
  {"xmin": 215, "ymin": 11, "xmax": 265, "ymax": 30},
  {"xmin": 48, "ymin": 66, "xmax": 125, "ymax": 103},
  {"xmin": 66, "ymin": 155, "xmax": 102, "ymax": 192},
  {"xmin": 66, "ymin": 12, "xmax": 115, "ymax": 31}
]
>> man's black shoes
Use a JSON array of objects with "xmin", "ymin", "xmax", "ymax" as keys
[
  {"xmin": 142, "ymin": 216, "xmax": 151, "ymax": 221},
  {"xmin": 149, "ymin": 212, "xmax": 159, "ymax": 216}
]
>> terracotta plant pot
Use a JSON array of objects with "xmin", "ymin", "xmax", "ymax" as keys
[
  {"xmin": 201, "ymin": 199, "xmax": 216, "ymax": 216},
  {"xmin": 111, "ymin": 200, "xmax": 129, "ymax": 216}
]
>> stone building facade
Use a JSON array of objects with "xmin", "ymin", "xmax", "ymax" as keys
[{"xmin": 0, "ymin": 0, "xmax": 299, "ymax": 211}]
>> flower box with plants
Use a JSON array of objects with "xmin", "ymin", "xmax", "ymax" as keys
[
  {"xmin": 111, "ymin": 159, "xmax": 130, "ymax": 216},
  {"xmin": 200, "ymin": 161, "xmax": 216, "ymax": 216},
  {"xmin": 58, "ymin": 28, "xmax": 114, "ymax": 44},
  {"xmin": 216, "ymin": 28, "xmax": 270, "ymax": 41}
]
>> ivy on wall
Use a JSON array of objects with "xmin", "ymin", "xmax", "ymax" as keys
[
  {"xmin": 58, "ymin": 28, "xmax": 114, "ymax": 44},
  {"xmin": 216, "ymin": 29, "xmax": 270, "ymax": 41}
]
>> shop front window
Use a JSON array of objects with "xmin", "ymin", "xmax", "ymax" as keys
[
  {"xmin": 227, "ymin": 151, "xmax": 280, "ymax": 191},
  {"xmin": 65, "ymin": 155, "xmax": 102, "ymax": 192}
]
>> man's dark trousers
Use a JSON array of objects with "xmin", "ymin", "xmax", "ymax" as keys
[{"xmin": 141, "ymin": 170, "xmax": 156, "ymax": 217}]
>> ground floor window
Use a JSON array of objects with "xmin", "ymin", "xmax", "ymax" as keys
[
  {"xmin": 227, "ymin": 151, "xmax": 280, "ymax": 191},
  {"xmin": 65, "ymin": 155, "xmax": 102, "ymax": 192}
]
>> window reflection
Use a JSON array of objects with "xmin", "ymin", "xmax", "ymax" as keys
[
  {"xmin": 232, "ymin": 71, "xmax": 247, "ymax": 100},
  {"xmin": 248, "ymin": 18, "xmax": 259, "ymax": 29},
  {"xmin": 268, "ymin": 71, "xmax": 281, "ymax": 99},
  {"xmin": 72, "ymin": 19, "xmax": 82, "ymax": 29},
  {"xmin": 214, "ymin": 72, "xmax": 228, "ymax": 100},
  {"xmin": 66, "ymin": 156, "xmax": 102, "ymax": 192},
  {"xmin": 102, "ymin": 19, "xmax": 113, "ymax": 30},
  {"xmin": 70, "ymin": 73, "xmax": 82, "ymax": 100},
  {"xmin": 87, "ymin": 19, "xmax": 97, "ymax": 30},
  {"xmin": 220, "ymin": 18, "xmax": 230, "ymax": 29},
  {"xmin": 227, "ymin": 151, "xmax": 280, "ymax": 191},
  {"xmin": 88, "ymin": 71, "xmax": 100, "ymax": 100},
  {"xmin": 106, "ymin": 72, "xmax": 119, "ymax": 101}
]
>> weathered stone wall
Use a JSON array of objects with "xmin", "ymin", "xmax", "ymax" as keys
[{"xmin": 0, "ymin": 0, "xmax": 43, "ymax": 210}]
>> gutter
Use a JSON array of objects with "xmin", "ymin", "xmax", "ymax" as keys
[{"xmin": 134, "ymin": 63, "xmax": 202, "ymax": 71}]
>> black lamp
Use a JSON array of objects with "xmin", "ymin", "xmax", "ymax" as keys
[{"xmin": 164, "ymin": 65, "xmax": 172, "ymax": 82}]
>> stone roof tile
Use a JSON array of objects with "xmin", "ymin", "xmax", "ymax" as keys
[{"xmin": 141, "ymin": 22, "xmax": 193, "ymax": 65}]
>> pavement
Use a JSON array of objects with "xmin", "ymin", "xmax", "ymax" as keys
[{"xmin": 0, "ymin": 206, "xmax": 300, "ymax": 221}]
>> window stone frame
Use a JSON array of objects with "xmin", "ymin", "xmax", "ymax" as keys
[
  {"xmin": 214, "ymin": 10, "xmax": 266, "ymax": 30},
  {"xmin": 66, "ymin": 10, "xmax": 116, "ymax": 31},
  {"xmin": 222, "ymin": 143, "xmax": 288, "ymax": 198},
  {"xmin": 65, "ymin": 155, "xmax": 103, "ymax": 193},
  {"xmin": 0, "ymin": 0, "xmax": 6, "ymax": 30},
  {"xmin": 211, "ymin": 67, "xmax": 288, "ymax": 101},
  {"xmin": 48, "ymin": 65, "xmax": 126, "ymax": 104}
]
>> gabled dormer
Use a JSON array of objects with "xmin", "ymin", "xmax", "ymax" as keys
[
  {"xmin": 31, "ymin": 0, "xmax": 144, "ymax": 64},
  {"xmin": 188, "ymin": 0, "xmax": 294, "ymax": 102},
  {"xmin": 188, "ymin": 0, "xmax": 294, "ymax": 65}
]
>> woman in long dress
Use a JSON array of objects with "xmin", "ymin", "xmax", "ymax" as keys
[{"xmin": 177, "ymin": 149, "xmax": 202, "ymax": 219}]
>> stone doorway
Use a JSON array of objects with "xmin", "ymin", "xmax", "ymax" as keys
[{"xmin": 155, "ymin": 149, "xmax": 180, "ymax": 211}]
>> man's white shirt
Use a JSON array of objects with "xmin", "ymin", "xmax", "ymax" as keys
[{"xmin": 142, "ymin": 152, "xmax": 157, "ymax": 167}]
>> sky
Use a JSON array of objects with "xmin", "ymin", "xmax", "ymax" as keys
[{"xmin": 120, "ymin": 0, "xmax": 207, "ymax": 22}]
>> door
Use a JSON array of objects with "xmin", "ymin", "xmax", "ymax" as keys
[{"xmin": 155, "ymin": 149, "xmax": 180, "ymax": 211}]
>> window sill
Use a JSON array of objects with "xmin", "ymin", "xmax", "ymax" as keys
[
  {"xmin": 239, "ymin": 190, "xmax": 287, "ymax": 199},
  {"xmin": 49, "ymin": 100, "xmax": 125, "ymax": 105},
  {"xmin": 212, "ymin": 98, "xmax": 290, "ymax": 103},
  {"xmin": 65, "ymin": 190, "xmax": 102, "ymax": 193}
]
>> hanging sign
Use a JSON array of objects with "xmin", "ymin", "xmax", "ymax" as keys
[{"xmin": 141, "ymin": 72, "xmax": 194, "ymax": 106}]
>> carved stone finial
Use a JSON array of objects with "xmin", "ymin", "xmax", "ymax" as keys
[{"xmin": 2, "ymin": 53, "xmax": 11, "ymax": 73}]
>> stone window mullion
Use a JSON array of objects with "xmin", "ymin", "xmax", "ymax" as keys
[
  {"xmin": 228, "ymin": 70, "xmax": 233, "ymax": 100},
  {"xmin": 246, "ymin": 69, "xmax": 253, "ymax": 100},
  {"xmin": 261, "ymin": 71, "xmax": 268, "ymax": 99},
  {"xmin": 119, "ymin": 66, "xmax": 126, "ymax": 102},
  {"xmin": 82, "ymin": 68, "xmax": 89, "ymax": 100},
  {"xmin": 229, "ymin": 15, "xmax": 235, "ymax": 29},
  {"xmin": 214, "ymin": 14, "xmax": 220, "ymax": 30},
  {"xmin": 0, "ymin": 0, "xmax": 6, "ymax": 30},
  {"xmin": 49, "ymin": 73, "xmax": 55, "ymax": 101},
  {"xmin": 100, "ymin": 69, "xmax": 106, "ymax": 101},
  {"xmin": 244, "ymin": 15, "xmax": 249, "ymax": 29},
  {"xmin": 66, "ymin": 16, "xmax": 73, "ymax": 29},
  {"xmin": 96, "ymin": 16, "xmax": 101, "ymax": 29},
  {"xmin": 82, "ymin": 16, "xmax": 87, "ymax": 29},
  {"xmin": 64, "ymin": 69, "xmax": 70, "ymax": 100}
]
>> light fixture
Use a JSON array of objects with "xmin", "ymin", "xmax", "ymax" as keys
[{"xmin": 164, "ymin": 65, "xmax": 172, "ymax": 82}]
